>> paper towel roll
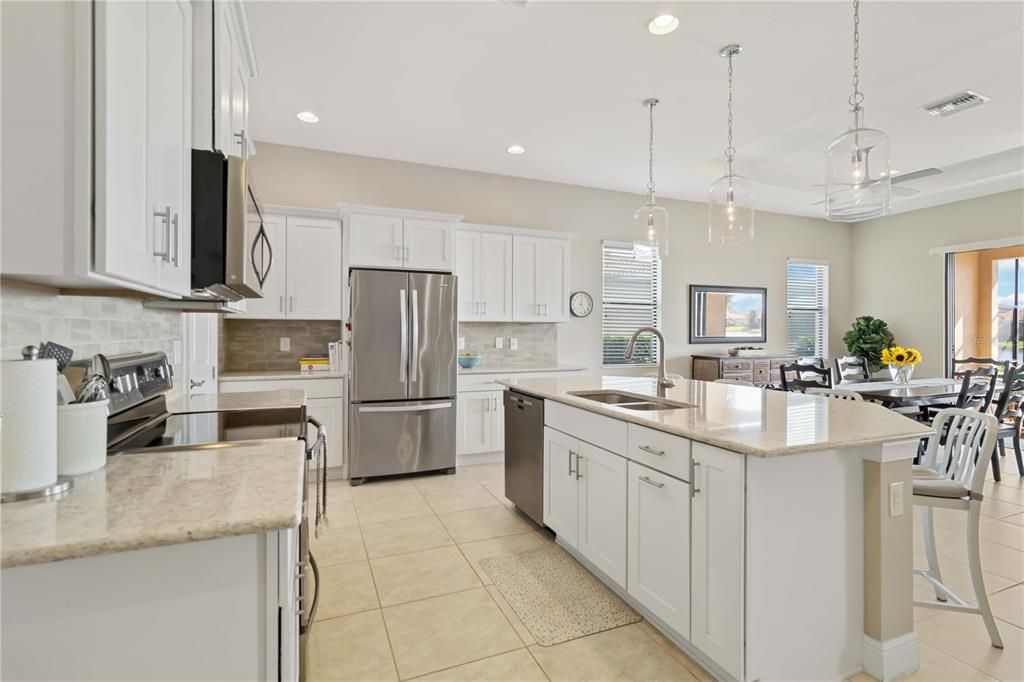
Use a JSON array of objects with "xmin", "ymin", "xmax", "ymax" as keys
[{"xmin": 2, "ymin": 358, "xmax": 58, "ymax": 493}]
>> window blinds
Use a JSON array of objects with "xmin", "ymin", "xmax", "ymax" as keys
[
  {"xmin": 786, "ymin": 260, "xmax": 829, "ymax": 358},
  {"xmin": 602, "ymin": 242, "xmax": 662, "ymax": 365}
]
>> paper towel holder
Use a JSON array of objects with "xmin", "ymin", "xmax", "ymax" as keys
[{"xmin": 1, "ymin": 476, "xmax": 73, "ymax": 503}]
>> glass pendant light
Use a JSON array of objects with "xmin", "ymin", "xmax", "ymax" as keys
[
  {"xmin": 708, "ymin": 45, "xmax": 754, "ymax": 245},
  {"xmin": 634, "ymin": 98, "xmax": 669, "ymax": 259},
  {"xmin": 825, "ymin": 0, "xmax": 891, "ymax": 222}
]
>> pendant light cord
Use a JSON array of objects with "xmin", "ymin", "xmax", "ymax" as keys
[
  {"xmin": 849, "ymin": 0, "xmax": 864, "ymax": 110},
  {"xmin": 646, "ymin": 100, "xmax": 656, "ymax": 200},
  {"xmin": 725, "ymin": 50, "xmax": 736, "ymax": 176}
]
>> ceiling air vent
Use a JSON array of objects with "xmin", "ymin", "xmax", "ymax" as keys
[{"xmin": 923, "ymin": 90, "xmax": 990, "ymax": 117}]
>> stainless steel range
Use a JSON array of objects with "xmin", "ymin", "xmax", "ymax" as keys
[{"xmin": 98, "ymin": 351, "xmax": 325, "ymax": 681}]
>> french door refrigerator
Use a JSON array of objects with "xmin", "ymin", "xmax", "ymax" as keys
[{"xmin": 348, "ymin": 269, "xmax": 457, "ymax": 483}]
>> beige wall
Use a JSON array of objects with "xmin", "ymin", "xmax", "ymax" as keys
[
  {"xmin": 851, "ymin": 190, "xmax": 1024, "ymax": 377},
  {"xmin": 251, "ymin": 143, "xmax": 853, "ymax": 376}
]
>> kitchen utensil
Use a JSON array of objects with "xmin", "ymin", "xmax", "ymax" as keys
[
  {"xmin": 74, "ymin": 374, "xmax": 110, "ymax": 403},
  {"xmin": 57, "ymin": 399, "xmax": 109, "ymax": 476},
  {"xmin": 41, "ymin": 341, "xmax": 74, "ymax": 370},
  {"xmin": 56, "ymin": 375, "xmax": 76, "ymax": 405},
  {"xmin": 91, "ymin": 354, "xmax": 111, "ymax": 381}
]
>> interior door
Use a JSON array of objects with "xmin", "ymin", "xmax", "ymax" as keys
[
  {"xmin": 543, "ymin": 427, "xmax": 579, "ymax": 548},
  {"xmin": 408, "ymin": 272, "xmax": 457, "ymax": 400},
  {"xmin": 286, "ymin": 217, "xmax": 342, "ymax": 319},
  {"xmin": 237, "ymin": 214, "xmax": 287, "ymax": 318},
  {"xmin": 454, "ymin": 231, "xmax": 481, "ymax": 320},
  {"xmin": 480, "ymin": 233, "xmax": 513, "ymax": 321},
  {"xmin": 185, "ymin": 314, "xmax": 218, "ymax": 404},
  {"xmin": 349, "ymin": 270, "xmax": 409, "ymax": 402},
  {"xmin": 577, "ymin": 442, "xmax": 628, "ymax": 587}
]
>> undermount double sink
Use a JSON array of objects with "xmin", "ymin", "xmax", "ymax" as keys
[{"xmin": 568, "ymin": 390, "xmax": 694, "ymax": 412}]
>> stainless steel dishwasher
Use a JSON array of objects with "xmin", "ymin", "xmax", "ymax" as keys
[{"xmin": 503, "ymin": 389, "xmax": 545, "ymax": 526}]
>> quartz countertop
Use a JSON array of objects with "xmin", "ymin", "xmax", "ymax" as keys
[
  {"xmin": 166, "ymin": 389, "xmax": 307, "ymax": 413},
  {"xmin": 220, "ymin": 370, "xmax": 345, "ymax": 381},
  {"xmin": 458, "ymin": 365, "xmax": 587, "ymax": 375},
  {"xmin": 1, "ymin": 440, "xmax": 305, "ymax": 569},
  {"xmin": 499, "ymin": 375, "xmax": 931, "ymax": 457}
]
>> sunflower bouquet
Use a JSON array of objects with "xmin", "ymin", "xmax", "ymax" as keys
[{"xmin": 880, "ymin": 346, "xmax": 921, "ymax": 384}]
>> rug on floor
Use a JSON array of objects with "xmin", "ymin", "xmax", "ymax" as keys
[{"xmin": 479, "ymin": 546, "xmax": 641, "ymax": 646}]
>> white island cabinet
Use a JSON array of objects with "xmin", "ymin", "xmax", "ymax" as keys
[{"xmin": 503, "ymin": 375, "xmax": 931, "ymax": 682}]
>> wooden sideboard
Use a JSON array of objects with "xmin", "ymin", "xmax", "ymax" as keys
[{"xmin": 691, "ymin": 354, "xmax": 801, "ymax": 386}]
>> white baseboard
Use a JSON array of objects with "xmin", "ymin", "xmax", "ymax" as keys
[
  {"xmin": 456, "ymin": 451, "xmax": 504, "ymax": 467},
  {"xmin": 862, "ymin": 632, "xmax": 919, "ymax": 681}
]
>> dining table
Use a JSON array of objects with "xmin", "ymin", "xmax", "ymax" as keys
[{"xmin": 840, "ymin": 377, "xmax": 964, "ymax": 407}]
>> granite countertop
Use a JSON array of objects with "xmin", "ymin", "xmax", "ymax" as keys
[
  {"xmin": 220, "ymin": 370, "xmax": 346, "ymax": 381},
  {"xmin": 1, "ymin": 440, "xmax": 305, "ymax": 569},
  {"xmin": 499, "ymin": 375, "xmax": 931, "ymax": 458},
  {"xmin": 166, "ymin": 389, "xmax": 307, "ymax": 413},
  {"xmin": 458, "ymin": 365, "xmax": 587, "ymax": 375}
]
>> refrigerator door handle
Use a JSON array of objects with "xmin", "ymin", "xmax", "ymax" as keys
[
  {"xmin": 410, "ymin": 289, "xmax": 419, "ymax": 383},
  {"xmin": 399, "ymin": 289, "xmax": 408, "ymax": 384},
  {"xmin": 358, "ymin": 402, "xmax": 453, "ymax": 413}
]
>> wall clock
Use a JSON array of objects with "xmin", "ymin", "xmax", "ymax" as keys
[{"xmin": 569, "ymin": 291, "xmax": 594, "ymax": 318}]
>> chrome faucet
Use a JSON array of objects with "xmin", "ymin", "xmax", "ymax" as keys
[{"xmin": 624, "ymin": 326, "xmax": 675, "ymax": 389}]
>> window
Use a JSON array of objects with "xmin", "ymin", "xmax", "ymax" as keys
[
  {"xmin": 786, "ymin": 259, "xmax": 829, "ymax": 358},
  {"xmin": 602, "ymin": 242, "xmax": 662, "ymax": 365},
  {"xmin": 994, "ymin": 256, "xmax": 1024, "ymax": 363}
]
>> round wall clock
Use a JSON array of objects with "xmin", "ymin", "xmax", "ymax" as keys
[{"xmin": 569, "ymin": 291, "xmax": 594, "ymax": 318}]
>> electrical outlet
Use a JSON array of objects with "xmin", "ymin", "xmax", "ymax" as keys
[
  {"xmin": 509, "ymin": 337, "xmax": 518, "ymax": 351},
  {"xmin": 457, "ymin": 337, "xmax": 465, "ymax": 351},
  {"xmin": 279, "ymin": 337, "xmax": 291, "ymax": 352},
  {"xmin": 889, "ymin": 481, "xmax": 904, "ymax": 517},
  {"xmin": 495, "ymin": 336, "xmax": 504, "ymax": 350}
]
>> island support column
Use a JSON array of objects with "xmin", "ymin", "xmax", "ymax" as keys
[{"xmin": 862, "ymin": 439, "xmax": 919, "ymax": 680}]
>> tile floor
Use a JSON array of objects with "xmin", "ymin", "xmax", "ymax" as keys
[
  {"xmin": 310, "ymin": 460, "xmax": 1024, "ymax": 681},
  {"xmin": 308, "ymin": 462, "xmax": 709, "ymax": 681}
]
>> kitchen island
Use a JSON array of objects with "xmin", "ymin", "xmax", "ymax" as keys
[{"xmin": 500, "ymin": 375, "xmax": 932, "ymax": 682}]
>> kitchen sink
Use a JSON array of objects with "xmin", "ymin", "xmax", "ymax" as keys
[{"xmin": 568, "ymin": 390, "xmax": 694, "ymax": 411}]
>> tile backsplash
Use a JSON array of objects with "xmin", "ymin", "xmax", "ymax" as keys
[
  {"xmin": 1, "ymin": 279, "xmax": 183, "ymax": 371},
  {"xmin": 222, "ymin": 319, "xmax": 342, "ymax": 371},
  {"xmin": 458, "ymin": 322, "xmax": 557, "ymax": 369}
]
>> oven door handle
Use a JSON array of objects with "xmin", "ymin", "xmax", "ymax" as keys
[{"xmin": 305, "ymin": 551, "xmax": 320, "ymax": 628}]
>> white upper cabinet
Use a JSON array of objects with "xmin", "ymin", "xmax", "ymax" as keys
[
  {"xmin": 347, "ymin": 214, "xmax": 405, "ymax": 268},
  {"xmin": 239, "ymin": 214, "xmax": 286, "ymax": 317},
  {"xmin": 454, "ymin": 231, "xmax": 482, "ymax": 321},
  {"xmin": 345, "ymin": 212, "xmax": 456, "ymax": 272},
  {"xmin": 512, "ymin": 235, "xmax": 570, "ymax": 322},
  {"xmin": 479, "ymin": 233, "xmax": 514, "ymax": 321},
  {"xmin": 403, "ymin": 219, "xmax": 453, "ymax": 271},
  {"xmin": 287, "ymin": 217, "xmax": 343, "ymax": 319}
]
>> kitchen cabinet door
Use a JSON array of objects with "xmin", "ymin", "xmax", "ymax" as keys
[
  {"xmin": 488, "ymin": 391, "xmax": 504, "ymax": 453},
  {"xmin": 454, "ymin": 231, "xmax": 482, "ymax": 321},
  {"xmin": 577, "ymin": 441, "xmax": 627, "ymax": 587},
  {"xmin": 286, "ymin": 217, "xmax": 342, "ymax": 320},
  {"xmin": 149, "ymin": 0, "xmax": 192, "ymax": 296},
  {"xmin": 690, "ymin": 443, "xmax": 745, "ymax": 680},
  {"xmin": 543, "ymin": 427, "xmax": 579, "ymax": 549},
  {"xmin": 479, "ymin": 233, "xmax": 513, "ymax": 321},
  {"xmin": 537, "ymin": 238, "xmax": 570, "ymax": 321},
  {"xmin": 627, "ymin": 462, "xmax": 690, "ymax": 638},
  {"xmin": 403, "ymin": 219, "xmax": 452, "ymax": 271},
  {"xmin": 235, "ymin": 214, "xmax": 287, "ymax": 318},
  {"xmin": 348, "ymin": 214, "xmax": 404, "ymax": 268},
  {"xmin": 512, "ymin": 237, "xmax": 544, "ymax": 322},
  {"xmin": 307, "ymin": 397, "xmax": 342, "ymax": 469},
  {"xmin": 456, "ymin": 392, "xmax": 494, "ymax": 455}
]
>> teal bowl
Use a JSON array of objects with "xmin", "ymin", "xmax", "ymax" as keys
[{"xmin": 458, "ymin": 355, "xmax": 482, "ymax": 369}]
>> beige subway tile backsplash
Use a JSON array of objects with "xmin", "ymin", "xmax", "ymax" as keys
[
  {"xmin": 458, "ymin": 322, "xmax": 557, "ymax": 370},
  {"xmin": 222, "ymin": 319, "xmax": 342, "ymax": 371}
]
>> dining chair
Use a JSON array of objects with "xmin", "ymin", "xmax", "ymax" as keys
[
  {"xmin": 833, "ymin": 356, "xmax": 870, "ymax": 384},
  {"xmin": 913, "ymin": 408, "xmax": 1003, "ymax": 649},
  {"xmin": 952, "ymin": 357, "xmax": 1011, "ymax": 379},
  {"xmin": 990, "ymin": 365, "xmax": 1024, "ymax": 477},
  {"xmin": 779, "ymin": 363, "xmax": 832, "ymax": 392},
  {"xmin": 806, "ymin": 387, "xmax": 863, "ymax": 401},
  {"xmin": 714, "ymin": 378, "xmax": 755, "ymax": 387}
]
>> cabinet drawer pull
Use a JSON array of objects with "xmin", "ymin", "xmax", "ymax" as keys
[
  {"xmin": 171, "ymin": 213, "xmax": 180, "ymax": 266},
  {"xmin": 638, "ymin": 445, "xmax": 665, "ymax": 456},
  {"xmin": 691, "ymin": 461, "xmax": 701, "ymax": 496},
  {"xmin": 568, "ymin": 450, "xmax": 576, "ymax": 476},
  {"xmin": 394, "ymin": 245, "xmax": 401, "ymax": 261},
  {"xmin": 575, "ymin": 452, "xmax": 583, "ymax": 480},
  {"xmin": 639, "ymin": 475, "xmax": 664, "ymax": 489},
  {"xmin": 153, "ymin": 206, "xmax": 171, "ymax": 261},
  {"xmin": 279, "ymin": 296, "xmax": 284, "ymax": 312}
]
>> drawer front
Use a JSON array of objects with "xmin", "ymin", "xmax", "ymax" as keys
[
  {"xmin": 722, "ymin": 371, "xmax": 753, "ymax": 382},
  {"xmin": 770, "ymin": 359, "xmax": 795, "ymax": 369},
  {"xmin": 721, "ymin": 359, "xmax": 752, "ymax": 372},
  {"xmin": 457, "ymin": 378, "xmax": 505, "ymax": 392},
  {"xmin": 627, "ymin": 423, "xmax": 691, "ymax": 481},
  {"xmin": 545, "ymin": 401, "xmax": 627, "ymax": 455},
  {"xmin": 219, "ymin": 378, "xmax": 344, "ymax": 399},
  {"xmin": 752, "ymin": 360, "xmax": 771, "ymax": 372}
]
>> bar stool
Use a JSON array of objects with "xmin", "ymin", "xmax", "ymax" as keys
[
  {"xmin": 913, "ymin": 408, "xmax": 1002, "ymax": 649},
  {"xmin": 805, "ymin": 387, "xmax": 863, "ymax": 401}
]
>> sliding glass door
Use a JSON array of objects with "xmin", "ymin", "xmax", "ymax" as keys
[{"xmin": 995, "ymin": 256, "xmax": 1024, "ymax": 363}]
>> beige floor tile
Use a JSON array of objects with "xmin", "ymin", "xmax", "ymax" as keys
[
  {"xmin": 361, "ymin": 514, "xmax": 454, "ymax": 559},
  {"xmin": 307, "ymin": 609, "xmax": 397, "ymax": 681},
  {"xmin": 424, "ymin": 487, "xmax": 503, "ymax": 514},
  {"xmin": 311, "ymin": 523, "xmax": 367, "ymax": 567},
  {"xmin": 414, "ymin": 472, "xmax": 485, "ymax": 494},
  {"xmin": 986, "ymin": 480, "xmax": 1024, "ymax": 506},
  {"xmin": 1002, "ymin": 513, "xmax": 1024, "ymax": 527},
  {"xmin": 895, "ymin": 642, "xmax": 998, "ymax": 681},
  {"xmin": 848, "ymin": 673, "xmax": 875, "ymax": 682},
  {"xmin": 371, "ymin": 546, "xmax": 481, "ymax": 607},
  {"xmin": 354, "ymin": 491, "xmax": 433, "ymax": 525},
  {"xmin": 636, "ymin": 621, "xmax": 714, "ymax": 681},
  {"xmin": 383, "ymin": 587, "xmax": 523, "ymax": 679},
  {"xmin": 989, "ymin": 583, "xmax": 1024, "ymax": 629},
  {"xmin": 314, "ymin": 560, "xmax": 380, "ymax": 620},
  {"xmin": 913, "ymin": 553, "xmax": 1018, "ymax": 600},
  {"xmin": 321, "ymin": 498, "xmax": 359, "ymax": 528},
  {"xmin": 463, "ymin": 463, "xmax": 505, "ymax": 487},
  {"xmin": 915, "ymin": 521, "xmax": 1024, "ymax": 584},
  {"xmin": 438, "ymin": 507, "xmax": 529, "ymax": 544},
  {"xmin": 458, "ymin": 532, "xmax": 546, "ymax": 585},
  {"xmin": 981, "ymin": 518, "xmax": 1024, "ymax": 551},
  {"xmin": 984, "ymin": 498, "xmax": 1024, "ymax": 520},
  {"xmin": 915, "ymin": 611, "xmax": 1024, "ymax": 681},
  {"xmin": 413, "ymin": 649, "xmax": 545, "ymax": 681},
  {"xmin": 350, "ymin": 477, "xmax": 422, "ymax": 501},
  {"xmin": 528, "ymin": 623, "xmax": 697, "ymax": 681},
  {"xmin": 484, "ymin": 484, "xmax": 514, "ymax": 507},
  {"xmin": 324, "ymin": 478, "xmax": 354, "ymax": 500},
  {"xmin": 486, "ymin": 584, "xmax": 535, "ymax": 646}
]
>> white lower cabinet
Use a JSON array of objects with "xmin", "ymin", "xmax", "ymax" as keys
[
  {"xmin": 690, "ymin": 443, "xmax": 745, "ymax": 680},
  {"xmin": 543, "ymin": 427, "xmax": 580, "ymax": 547},
  {"xmin": 627, "ymin": 461, "xmax": 690, "ymax": 638},
  {"xmin": 306, "ymin": 397, "xmax": 342, "ymax": 468},
  {"xmin": 456, "ymin": 390, "xmax": 502, "ymax": 455}
]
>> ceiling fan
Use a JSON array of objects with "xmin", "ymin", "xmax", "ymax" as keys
[{"xmin": 810, "ymin": 167, "xmax": 942, "ymax": 206}]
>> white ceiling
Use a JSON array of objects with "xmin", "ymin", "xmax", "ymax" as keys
[{"xmin": 246, "ymin": 1, "xmax": 1024, "ymax": 219}]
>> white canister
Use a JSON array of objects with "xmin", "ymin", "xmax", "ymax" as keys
[
  {"xmin": 57, "ymin": 399, "xmax": 109, "ymax": 476},
  {"xmin": 1, "ymin": 357, "xmax": 58, "ymax": 493}
]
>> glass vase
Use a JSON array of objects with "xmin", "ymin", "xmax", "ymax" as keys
[{"xmin": 888, "ymin": 363, "xmax": 914, "ymax": 385}]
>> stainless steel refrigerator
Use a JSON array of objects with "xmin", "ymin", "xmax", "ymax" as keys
[{"xmin": 347, "ymin": 269, "xmax": 457, "ymax": 483}]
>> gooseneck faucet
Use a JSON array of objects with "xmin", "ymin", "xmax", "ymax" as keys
[{"xmin": 624, "ymin": 326, "xmax": 675, "ymax": 389}]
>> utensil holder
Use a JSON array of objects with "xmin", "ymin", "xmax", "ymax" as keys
[{"xmin": 57, "ymin": 400, "xmax": 109, "ymax": 476}]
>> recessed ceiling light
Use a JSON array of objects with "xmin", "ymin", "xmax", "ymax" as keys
[
  {"xmin": 296, "ymin": 111, "xmax": 319, "ymax": 123},
  {"xmin": 648, "ymin": 14, "xmax": 679, "ymax": 35},
  {"xmin": 506, "ymin": 144, "xmax": 526, "ymax": 155}
]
